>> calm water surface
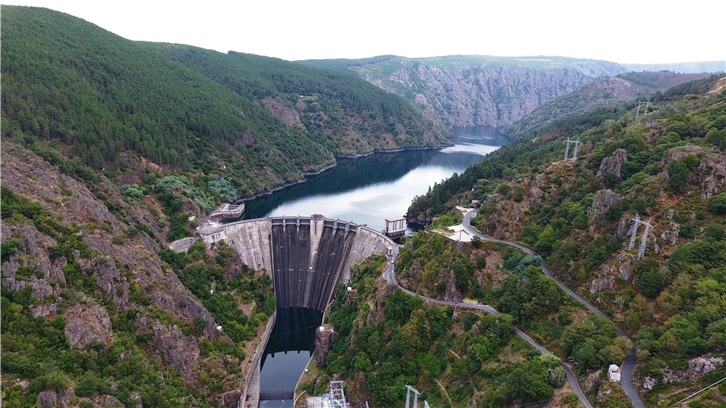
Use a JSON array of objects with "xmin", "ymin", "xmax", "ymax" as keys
[
  {"xmin": 255, "ymin": 126, "xmax": 510, "ymax": 405},
  {"xmin": 245, "ymin": 126, "xmax": 510, "ymax": 231}
]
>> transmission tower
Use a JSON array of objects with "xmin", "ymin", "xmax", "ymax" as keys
[
  {"xmin": 330, "ymin": 380, "xmax": 349, "ymax": 408},
  {"xmin": 635, "ymin": 98, "xmax": 650, "ymax": 123},
  {"xmin": 405, "ymin": 385, "xmax": 420, "ymax": 408},
  {"xmin": 628, "ymin": 213, "xmax": 641, "ymax": 250},
  {"xmin": 638, "ymin": 219, "xmax": 653, "ymax": 259},
  {"xmin": 628, "ymin": 215, "xmax": 653, "ymax": 259},
  {"xmin": 563, "ymin": 137, "xmax": 581, "ymax": 162}
]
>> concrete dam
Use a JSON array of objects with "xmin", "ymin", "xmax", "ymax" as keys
[{"xmin": 197, "ymin": 215, "xmax": 395, "ymax": 406}]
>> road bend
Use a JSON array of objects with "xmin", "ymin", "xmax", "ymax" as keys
[
  {"xmin": 461, "ymin": 209, "xmax": 645, "ymax": 408},
  {"xmin": 385, "ymin": 258, "xmax": 593, "ymax": 408}
]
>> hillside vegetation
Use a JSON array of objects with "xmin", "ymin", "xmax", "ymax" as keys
[
  {"xmin": 504, "ymin": 71, "xmax": 712, "ymax": 137},
  {"xmin": 401, "ymin": 75, "xmax": 726, "ymax": 406},
  {"xmin": 305, "ymin": 256, "xmax": 581, "ymax": 408},
  {"xmin": 1, "ymin": 6, "xmax": 447, "ymax": 200}
]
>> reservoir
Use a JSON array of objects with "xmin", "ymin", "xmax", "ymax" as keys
[
  {"xmin": 244, "ymin": 126, "xmax": 511, "ymax": 232},
  {"xmin": 252, "ymin": 126, "xmax": 510, "ymax": 406}
]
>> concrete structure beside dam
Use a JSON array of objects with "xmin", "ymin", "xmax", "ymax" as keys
[{"xmin": 196, "ymin": 215, "xmax": 395, "ymax": 407}]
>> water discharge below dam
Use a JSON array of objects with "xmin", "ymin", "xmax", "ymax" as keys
[{"xmin": 197, "ymin": 215, "xmax": 395, "ymax": 407}]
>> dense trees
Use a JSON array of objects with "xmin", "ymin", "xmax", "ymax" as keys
[{"xmin": 1, "ymin": 6, "xmax": 445, "ymax": 202}]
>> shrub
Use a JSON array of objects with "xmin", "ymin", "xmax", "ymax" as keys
[
  {"xmin": 120, "ymin": 184, "xmax": 144, "ymax": 199},
  {"xmin": 707, "ymin": 193, "xmax": 726, "ymax": 215}
]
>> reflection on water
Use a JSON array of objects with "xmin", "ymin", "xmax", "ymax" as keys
[
  {"xmin": 253, "ymin": 127, "xmax": 510, "ymax": 407},
  {"xmin": 244, "ymin": 127, "xmax": 510, "ymax": 231}
]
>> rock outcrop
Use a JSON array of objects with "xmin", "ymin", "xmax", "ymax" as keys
[
  {"xmin": 263, "ymin": 97, "xmax": 306, "ymax": 130},
  {"xmin": 64, "ymin": 302, "xmax": 113, "ymax": 349},
  {"xmin": 313, "ymin": 325, "xmax": 336, "ymax": 365},
  {"xmin": 348, "ymin": 56, "xmax": 625, "ymax": 128},
  {"xmin": 152, "ymin": 324, "xmax": 201, "ymax": 381},
  {"xmin": 598, "ymin": 148, "xmax": 628, "ymax": 177},
  {"xmin": 588, "ymin": 189, "xmax": 621, "ymax": 220}
]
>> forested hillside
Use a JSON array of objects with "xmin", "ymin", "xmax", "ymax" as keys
[
  {"xmin": 1, "ymin": 6, "xmax": 447, "ymax": 201},
  {"xmin": 0, "ymin": 6, "xmax": 447, "ymax": 408},
  {"xmin": 504, "ymin": 71, "xmax": 712, "ymax": 137},
  {"xmin": 396, "ymin": 74, "xmax": 726, "ymax": 406}
]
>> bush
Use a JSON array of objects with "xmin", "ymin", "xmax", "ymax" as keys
[
  {"xmin": 120, "ymin": 184, "xmax": 144, "ymax": 199},
  {"xmin": 707, "ymin": 193, "xmax": 726, "ymax": 215}
]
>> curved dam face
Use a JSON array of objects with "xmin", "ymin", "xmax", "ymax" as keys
[
  {"xmin": 200, "ymin": 214, "xmax": 393, "ymax": 310},
  {"xmin": 198, "ymin": 215, "xmax": 395, "ymax": 407}
]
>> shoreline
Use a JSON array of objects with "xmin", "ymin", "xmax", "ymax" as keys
[{"xmin": 236, "ymin": 143, "xmax": 451, "ymax": 203}]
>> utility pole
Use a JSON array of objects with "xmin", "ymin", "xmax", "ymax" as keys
[
  {"xmin": 628, "ymin": 215, "xmax": 653, "ymax": 259},
  {"xmin": 405, "ymin": 385, "xmax": 420, "ymax": 408},
  {"xmin": 635, "ymin": 101, "xmax": 642, "ymax": 123},
  {"xmin": 638, "ymin": 219, "xmax": 653, "ymax": 260},
  {"xmin": 636, "ymin": 98, "xmax": 650, "ymax": 124},
  {"xmin": 563, "ymin": 138, "xmax": 581, "ymax": 162},
  {"xmin": 628, "ymin": 213, "xmax": 641, "ymax": 250},
  {"xmin": 564, "ymin": 137, "xmax": 571, "ymax": 161}
]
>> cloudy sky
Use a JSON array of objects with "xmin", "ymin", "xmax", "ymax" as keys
[{"xmin": 5, "ymin": 0, "xmax": 724, "ymax": 64}]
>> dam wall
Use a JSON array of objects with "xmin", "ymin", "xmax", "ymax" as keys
[
  {"xmin": 199, "ymin": 216, "xmax": 395, "ymax": 312},
  {"xmin": 199, "ymin": 215, "xmax": 394, "ymax": 407}
]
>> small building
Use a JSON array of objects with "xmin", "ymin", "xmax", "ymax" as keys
[
  {"xmin": 383, "ymin": 217, "xmax": 406, "ymax": 237},
  {"xmin": 608, "ymin": 364, "xmax": 621, "ymax": 382}
]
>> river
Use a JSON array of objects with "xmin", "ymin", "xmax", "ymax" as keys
[{"xmin": 253, "ymin": 126, "xmax": 510, "ymax": 406}]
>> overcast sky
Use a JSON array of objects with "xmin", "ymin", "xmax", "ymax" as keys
[{"xmin": 4, "ymin": 0, "xmax": 724, "ymax": 64}]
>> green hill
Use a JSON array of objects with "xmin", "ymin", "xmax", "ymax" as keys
[
  {"xmin": 399, "ymin": 75, "xmax": 726, "ymax": 406},
  {"xmin": 1, "ymin": 6, "xmax": 446, "ymax": 199},
  {"xmin": 504, "ymin": 71, "xmax": 712, "ymax": 137}
]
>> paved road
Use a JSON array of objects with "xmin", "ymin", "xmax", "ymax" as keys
[
  {"xmin": 386, "ymin": 254, "xmax": 593, "ymax": 408},
  {"xmin": 461, "ymin": 209, "xmax": 645, "ymax": 408}
]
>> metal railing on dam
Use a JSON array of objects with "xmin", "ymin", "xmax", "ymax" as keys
[{"xmin": 197, "ymin": 215, "xmax": 395, "ymax": 408}]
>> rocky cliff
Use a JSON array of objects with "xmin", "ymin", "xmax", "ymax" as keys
[
  {"xmin": 302, "ymin": 55, "xmax": 627, "ymax": 128},
  {"xmin": 1, "ymin": 141, "xmax": 260, "ymax": 406}
]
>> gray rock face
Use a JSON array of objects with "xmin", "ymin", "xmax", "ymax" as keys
[
  {"xmin": 598, "ymin": 149, "xmax": 628, "ymax": 177},
  {"xmin": 64, "ymin": 302, "xmax": 113, "ymax": 349},
  {"xmin": 314, "ymin": 326, "xmax": 335, "ymax": 365},
  {"xmin": 152, "ymin": 324, "xmax": 200, "ymax": 381},
  {"xmin": 588, "ymin": 189, "xmax": 621, "ymax": 220},
  {"xmin": 92, "ymin": 257, "xmax": 129, "ymax": 306},
  {"xmin": 662, "ymin": 355, "xmax": 724, "ymax": 383},
  {"xmin": 355, "ymin": 58, "xmax": 624, "ymax": 128},
  {"xmin": 36, "ymin": 390, "xmax": 58, "ymax": 408},
  {"xmin": 590, "ymin": 266, "xmax": 615, "ymax": 294},
  {"xmin": 263, "ymin": 97, "xmax": 306, "ymax": 130}
]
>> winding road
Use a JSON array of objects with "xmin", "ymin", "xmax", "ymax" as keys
[
  {"xmin": 383, "ymin": 244, "xmax": 593, "ymax": 408},
  {"xmin": 382, "ymin": 209, "xmax": 647, "ymax": 407},
  {"xmin": 461, "ymin": 209, "xmax": 645, "ymax": 408}
]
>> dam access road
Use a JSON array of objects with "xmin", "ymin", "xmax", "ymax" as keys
[
  {"xmin": 460, "ymin": 208, "xmax": 645, "ymax": 408},
  {"xmin": 383, "ymin": 208, "xmax": 646, "ymax": 408}
]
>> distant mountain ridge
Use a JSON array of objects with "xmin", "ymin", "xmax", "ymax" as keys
[
  {"xmin": 622, "ymin": 61, "xmax": 726, "ymax": 73},
  {"xmin": 301, "ymin": 55, "xmax": 724, "ymax": 129},
  {"xmin": 504, "ymin": 71, "xmax": 712, "ymax": 136}
]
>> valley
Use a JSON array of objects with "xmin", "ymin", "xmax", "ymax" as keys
[{"xmin": 2, "ymin": 5, "xmax": 726, "ymax": 408}]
